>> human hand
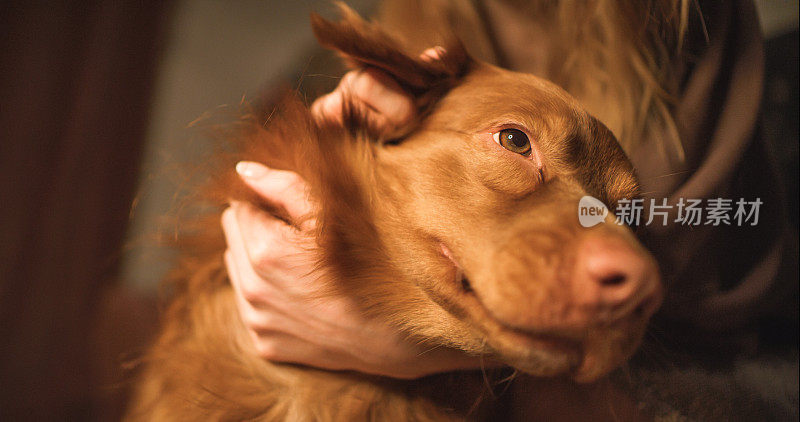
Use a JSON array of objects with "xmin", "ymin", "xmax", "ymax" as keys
[
  {"xmin": 310, "ymin": 46, "xmax": 445, "ymax": 137},
  {"xmin": 223, "ymin": 161, "xmax": 487, "ymax": 379},
  {"xmin": 222, "ymin": 46, "xmax": 492, "ymax": 379}
]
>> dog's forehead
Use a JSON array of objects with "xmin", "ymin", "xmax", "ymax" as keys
[{"xmin": 431, "ymin": 64, "xmax": 583, "ymax": 134}]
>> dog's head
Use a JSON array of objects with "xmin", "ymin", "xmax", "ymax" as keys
[{"xmin": 254, "ymin": 5, "xmax": 662, "ymax": 382}]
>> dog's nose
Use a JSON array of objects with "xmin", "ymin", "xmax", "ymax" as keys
[{"xmin": 572, "ymin": 234, "xmax": 661, "ymax": 322}]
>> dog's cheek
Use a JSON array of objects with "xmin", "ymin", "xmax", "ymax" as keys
[{"xmin": 476, "ymin": 163, "xmax": 540, "ymax": 198}]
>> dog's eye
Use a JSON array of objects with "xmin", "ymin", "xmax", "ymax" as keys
[{"xmin": 493, "ymin": 129, "xmax": 531, "ymax": 156}]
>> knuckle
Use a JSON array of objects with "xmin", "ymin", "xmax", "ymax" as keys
[
  {"xmin": 239, "ymin": 308, "xmax": 259, "ymax": 328},
  {"xmin": 254, "ymin": 339, "xmax": 280, "ymax": 360},
  {"xmin": 367, "ymin": 113, "xmax": 391, "ymax": 133},
  {"xmin": 339, "ymin": 70, "xmax": 360, "ymax": 89},
  {"xmin": 220, "ymin": 207, "xmax": 234, "ymax": 227},
  {"xmin": 310, "ymin": 99, "xmax": 325, "ymax": 119},
  {"xmin": 388, "ymin": 102, "xmax": 415, "ymax": 126},
  {"xmin": 250, "ymin": 225, "xmax": 302, "ymax": 272},
  {"xmin": 223, "ymin": 249, "xmax": 235, "ymax": 272},
  {"xmin": 246, "ymin": 233, "xmax": 280, "ymax": 270},
  {"xmin": 238, "ymin": 280, "xmax": 267, "ymax": 304},
  {"xmin": 312, "ymin": 91, "xmax": 341, "ymax": 120},
  {"xmin": 268, "ymin": 170, "xmax": 305, "ymax": 196},
  {"xmin": 256, "ymin": 313, "xmax": 276, "ymax": 331},
  {"xmin": 282, "ymin": 171, "xmax": 305, "ymax": 190},
  {"xmin": 351, "ymin": 71, "xmax": 380, "ymax": 99},
  {"xmin": 244, "ymin": 312, "xmax": 275, "ymax": 332},
  {"xmin": 250, "ymin": 244, "xmax": 279, "ymax": 273}
]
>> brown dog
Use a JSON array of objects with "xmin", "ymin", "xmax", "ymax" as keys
[{"xmin": 127, "ymin": 6, "xmax": 662, "ymax": 420}]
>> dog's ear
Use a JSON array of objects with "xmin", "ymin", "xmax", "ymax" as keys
[{"xmin": 310, "ymin": 3, "xmax": 470, "ymax": 101}]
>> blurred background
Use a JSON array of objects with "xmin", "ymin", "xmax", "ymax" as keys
[{"xmin": 1, "ymin": 0, "xmax": 797, "ymax": 420}]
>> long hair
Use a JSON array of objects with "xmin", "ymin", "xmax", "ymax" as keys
[{"xmin": 377, "ymin": 0, "xmax": 692, "ymax": 163}]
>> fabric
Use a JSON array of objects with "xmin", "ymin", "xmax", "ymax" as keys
[{"xmin": 0, "ymin": 1, "xmax": 171, "ymax": 418}]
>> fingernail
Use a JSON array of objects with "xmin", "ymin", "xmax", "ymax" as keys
[
  {"xmin": 421, "ymin": 46, "xmax": 446, "ymax": 63},
  {"xmin": 236, "ymin": 161, "xmax": 268, "ymax": 179}
]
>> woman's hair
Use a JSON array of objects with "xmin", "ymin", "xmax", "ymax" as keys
[{"xmin": 377, "ymin": 0, "xmax": 692, "ymax": 163}]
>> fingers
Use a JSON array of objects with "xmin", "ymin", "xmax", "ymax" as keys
[
  {"xmin": 223, "ymin": 207, "xmax": 333, "ymax": 351},
  {"xmin": 235, "ymin": 161, "xmax": 315, "ymax": 229},
  {"xmin": 311, "ymin": 68, "xmax": 416, "ymax": 136},
  {"xmin": 235, "ymin": 202, "xmax": 312, "ymax": 274},
  {"xmin": 244, "ymin": 328, "xmax": 362, "ymax": 372},
  {"xmin": 225, "ymin": 246, "xmax": 347, "ymax": 370},
  {"xmin": 313, "ymin": 89, "xmax": 393, "ymax": 136},
  {"xmin": 222, "ymin": 203, "xmax": 309, "ymax": 290},
  {"xmin": 222, "ymin": 213, "xmax": 359, "ymax": 371},
  {"xmin": 224, "ymin": 248, "xmax": 272, "ymax": 328},
  {"xmin": 343, "ymin": 68, "xmax": 416, "ymax": 128},
  {"xmin": 311, "ymin": 89, "xmax": 346, "ymax": 126},
  {"xmin": 222, "ymin": 207, "xmax": 279, "ymax": 305},
  {"xmin": 310, "ymin": 46, "xmax": 446, "ymax": 137}
]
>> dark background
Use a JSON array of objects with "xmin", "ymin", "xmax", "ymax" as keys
[{"xmin": 0, "ymin": 1, "xmax": 796, "ymax": 420}]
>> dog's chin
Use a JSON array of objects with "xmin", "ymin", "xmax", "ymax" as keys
[
  {"xmin": 569, "ymin": 321, "xmax": 648, "ymax": 383},
  {"xmin": 436, "ymin": 242, "xmax": 649, "ymax": 382},
  {"xmin": 485, "ymin": 318, "xmax": 647, "ymax": 382},
  {"xmin": 485, "ymin": 328, "xmax": 582, "ymax": 377}
]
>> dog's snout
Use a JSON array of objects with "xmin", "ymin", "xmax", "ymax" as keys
[
  {"xmin": 474, "ymin": 226, "xmax": 661, "ymax": 334},
  {"xmin": 572, "ymin": 234, "xmax": 661, "ymax": 322}
]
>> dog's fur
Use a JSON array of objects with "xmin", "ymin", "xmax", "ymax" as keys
[{"xmin": 127, "ymin": 6, "xmax": 661, "ymax": 420}]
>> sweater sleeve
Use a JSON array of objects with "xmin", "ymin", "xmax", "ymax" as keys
[{"xmin": 634, "ymin": 0, "xmax": 792, "ymax": 330}]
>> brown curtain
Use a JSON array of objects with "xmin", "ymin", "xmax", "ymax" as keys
[{"xmin": 0, "ymin": 1, "xmax": 171, "ymax": 419}]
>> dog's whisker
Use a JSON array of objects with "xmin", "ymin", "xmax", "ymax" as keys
[
  {"xmin": 495, "ymin": 368, "xmax": 518, "ymax": 386},
  {"xmin": 415, "ymin": 343, "xmax": 444, "ymax": 357},
  {"xmin": 293, "ymin": 56, "xmax": 314, "ymax": 94},
  {"xmin": 640, "ymin": 169, "xmax": 693, "ymax": 180},
  {"xmin": 303, "ymin": 73, "xmax": 344, "ymax": 80},
  {"xmin": 477, "ymin": 339, "xmax": 498, "ymax": 399}
]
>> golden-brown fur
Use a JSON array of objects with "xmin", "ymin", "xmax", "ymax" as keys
[{"xmin": 127, "ymin": 5, "xmax": 661, "ymax": 420}]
